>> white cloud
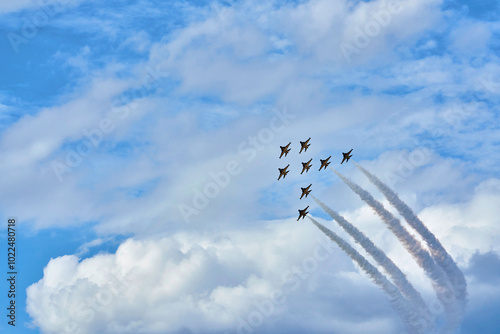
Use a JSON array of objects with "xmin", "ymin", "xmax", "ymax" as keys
[
  {"xmin": 121, "ymin": 30, "xmax": 151, "ymax": 53},
  {"xmin": 448, "ymin": 20, "xmax": 492, "ymax": 57},
  {"xmin": 1, "ymin": 0, "xmax": 499, "ymax": 332},
  {"xmin": 419, "ymin": 178, "xmax": 500, "ymax": 264},
  {"xmin": 76, "ymin": 238, "xmax": 111, "ymax": 256},
  {"xmin": 66, "ymin": 45, "xmax": 92, "ymax": 71},
  {"xmin": 26, "ymin": 170, "xmax": 500, "ymax": 333},
  {"xmin": 31, "ymin": 220, "xmax": 399, "ymax": 334},
  {"xmin": 4, "ymin": 0, "xmax": 494, "ymax": 233}
]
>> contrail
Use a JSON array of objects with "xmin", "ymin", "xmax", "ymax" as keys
[
  {"xmin": 353, "ymin": 162, "xmax": 467, "ymax": 307},
  {"xmin": 308, "ymin": 216, "xmax": 430, "ymax": 334},
  {"xmin": 311, "ymin": 195, "xmax": 428, "ymax": 312},
  {"xmin": 330, "ymin": 167, "xmax": 460, "ymax": 333}
]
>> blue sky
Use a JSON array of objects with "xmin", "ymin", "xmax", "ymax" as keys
[{"xmin": 0, "ymin": 0, "xmax": 499, "ymax": 333}]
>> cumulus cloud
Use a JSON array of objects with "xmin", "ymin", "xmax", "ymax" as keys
[
  {"xmin": 26, "ymin": 169, "xmax": 500, "ymax": 333},
  {"xmin": 27, "ymin": 219, "xmax": 416, "ymax": 334}
]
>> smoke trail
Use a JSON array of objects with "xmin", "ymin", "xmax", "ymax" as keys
[
  {"xmin": 311, "ymin": 195, "xmax": 428, "ymax": 312},
  {"xmin": 353, "ymin": 162, "xmax": 467, "ymax": 307},
  {"xmin": 330, "ymin": 167, "xmax": 460, "ymax": 333},
  {"xmin": 308, "ymin": 216, "xmax": 428, "ymax": 334}
]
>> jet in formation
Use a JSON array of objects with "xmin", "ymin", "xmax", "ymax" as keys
[
  {"xmin": 279, "ymin": 142, "xmax": 291, "ymax": 159},
  {"xmin": 300, "ymin": 184, "xmax": 312, "ymax": 199},
  {"xmin": 319, "ymin": 156, "xmax": 331, "ymax": 171},
  {"xmin": 299, "ymin": 138, "xmax": 311, "ymax": 154},
  {"xmin": 297, "ymin": 206, "xmax": 309, "ymax": 221},
  {"xmin": 301, "ymin": 159, "xmax": 312, "ymax": 174},
  {"xmin": 278, "ymin": 164, "xmax": 290, "ymax": 180},
  {"xmin": 341, "ymin": 149, "xmax": 353, "ymax": 164}
]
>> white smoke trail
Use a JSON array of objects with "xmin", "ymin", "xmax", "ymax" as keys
[
  {"xmin": 330, "ymin": 167, "xmax": 460, "ymax": 333},
  {"xmin": 308, "ymin": 216, "xmax": 428, "ymax": 334},
  {"xmin": 311, "ymin": 195, "xmax": 428, "ymax": 312},
  {"xmin": 353, "ymin": 162, "xmax": 467, "ymax": 308}
]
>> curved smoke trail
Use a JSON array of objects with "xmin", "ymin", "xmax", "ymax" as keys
[
  {"xmin": 311, "ymin": 195, "xmax": 429, "ymax": 312},
  {"xmin": 308, "ymin": 216, "xmax": 429, "ymax": 334},
  {"xmin": 353, "ymin": 162, "xmax": 467, "ymax": 311},
  {"xmin": 330, "ymin": 167, "xmax": 460, "ymax": 333}
]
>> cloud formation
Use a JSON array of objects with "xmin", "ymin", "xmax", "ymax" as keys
[
  {"xmin": 26, "ymin": 171, "xmax": 500, "ymax": 334},
  {"xmin": 0, "ymin": 0, "xmax": 499, "ymax": 332}
]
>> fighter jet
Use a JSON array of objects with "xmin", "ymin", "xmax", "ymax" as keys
[
  {"xmin": 299, "ymin": 138, "xmax": 311, "ymax": 154},
  {"xmin": 341, "ymin": 149, "xmax": 353, "ymax": 164},
  {"xmin": 301, "ymin": 159, "xmax": 312, "ymax": 174},
  {"xmin": 278, "ymin": 164, "xmax": 290, "ymax": 180},
  {"xmin": 297, "ymin": 206, "xmax": 309, "ymax": 221},
  {"xmin": 319, "ymin": 156, "xmax": 331, "ymax": 171},
  {"xmin": 279, "ymin": 142, "xmax": 291, "ymax": 159},
  {"xmin": 300, "ymin": 184, "xmax": 312, "ymax": 199}
]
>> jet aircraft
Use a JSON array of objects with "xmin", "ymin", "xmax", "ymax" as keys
[
  {"xmin": 297, "ymin": 206, "xmax": 309, "ymax": 221},
  {"xmin": 299, "ymin": 138, "xmax": 311, "ymax": 154},
  {"xmin": 341, "ymin": 149, "xmax": 353, "ymax": 164},
  {"xmin": 278, "ymin": 164, "xmax": 290, "ymax": 180},
  {"xmin": 319, "ymin": 156, "xmax": 331, "ymax": 171},
  {"xmin": 279, "ymin": 142, "xmax": 291, "ymax": 159},
  {"xmin": 301, "ymin": 159, "xmax": 312, "ymax": 174},
  {"xmin": 300, "ymin": 184, "xmax": 312, "ymax": 199}
]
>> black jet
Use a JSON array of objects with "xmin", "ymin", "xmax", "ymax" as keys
[
  {"xmin": 278, "ymin": 164, "xmax": 290, "ymax": 180},
  {"xmin": 297, "ymin": 206, "xmax": 309, "ymax": 221},
  {"xmin": 341, "ymin": 149, "xmax": 353, "ymax": 164},
  {"xmin": 299, "ymin": 138, "xmax": 311, "ymax": 154},
  {"xmin": 301, "ymin": 159, "xmax": 312, "ymax": 174},
  {"xmin": 319, "ymin": 156, "xmax": 331, "ymax": 171},
  {"xmin": 300, "ymin": 184, "xmax": 312, "ymax": 199},
  {"xmin": 279, "ymin": 142, "xmax": 291, "ymax": 159}
]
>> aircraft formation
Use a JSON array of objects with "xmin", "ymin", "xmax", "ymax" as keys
[{"xmin": 277, "ymin": 138, "xmax": 353, "ymax": 221}]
